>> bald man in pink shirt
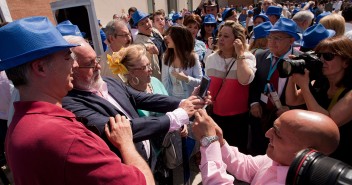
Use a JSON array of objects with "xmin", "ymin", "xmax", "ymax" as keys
[{"xmin": 192, "ymin": 109, "xmax": 339, "ymax": 185}]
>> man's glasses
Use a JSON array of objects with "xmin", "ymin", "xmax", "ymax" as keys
[
  {"xmin": 267, "ymin": 36, "xmax": 292, "ymax": 41},
  {"xmin": 317, "ymin": 52, "xmax": 336, "ymax": 61},
  {"xmin": 116, "ymin": 33, "xmax": 131, "ymax": 38},
  {"xmin": 131, "ymin": 63, "xmax": 152, "ymax": 71},
  {"xmin": 78, "ymin": 57, "xmax": 101, "ymax": 70}
]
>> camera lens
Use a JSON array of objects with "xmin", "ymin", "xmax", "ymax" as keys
[
  {"xmin": 277, "ymin": 59, "xmax": 306, "ymax": 78},
  {"xmin": 286, "ymin": 149, "xmax": 352, "ymax": 185}
]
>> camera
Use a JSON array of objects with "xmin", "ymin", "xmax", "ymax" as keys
[
  {"xmin": 286, "ymin": 148, "xmax": 352, "ymax": 185},
  {"xmin": 212, "ymin": 37, "xmax": 218, "ymax": 45},
  {"xmin": 277, "ymin": 51, "xmax": 323, "ymax": 79}
]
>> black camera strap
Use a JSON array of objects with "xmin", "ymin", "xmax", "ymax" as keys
[{"xmin": 213, "ymin": 58, "xmax": 236, "ymax": 102}]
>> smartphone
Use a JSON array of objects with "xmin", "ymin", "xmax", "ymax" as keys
[{"xmin": 198, "ymin": 75, "xmax": 211, "ymax": 99}]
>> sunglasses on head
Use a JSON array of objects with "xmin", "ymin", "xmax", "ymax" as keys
[{"xmin": 316, "ymin": 52, "xmax": 336, "ymax": 61}]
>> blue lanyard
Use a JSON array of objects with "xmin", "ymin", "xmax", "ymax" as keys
[{"xmin": 264, "ymin": 55, "xmax": 284, "ymax": 93}]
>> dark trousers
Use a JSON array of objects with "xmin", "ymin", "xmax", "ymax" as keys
[
  {"xmin": 248, "ymin": 116, "xmax": 269, "ymax": 156},
  {"xmin": 212, "ymin": 112, "xmax": 249, "ymax": 154}
]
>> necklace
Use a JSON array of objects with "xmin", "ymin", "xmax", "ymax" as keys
[
  {"xmin": 146, "ymin": 83, "xmax": 153, "ymax": 94},
  {"xmin": 127, "ymin": 81, "xmax": 153, "ymax": 94},
  {"xmin": 222, "ymin": 55, "xmax": 235, "ymax": 71}
]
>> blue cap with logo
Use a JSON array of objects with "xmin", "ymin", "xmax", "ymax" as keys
[{"xmin": 203, "ymin": 14, "xmax": 217, "ymax": 24}]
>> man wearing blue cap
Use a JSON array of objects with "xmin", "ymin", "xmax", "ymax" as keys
[
  {"xmin": 133, "ymin": 10, "xmax": 166, "ymax": 80},
  {"xmin": 1, "ymin": 16, "xmax": 154, "ymax": 185},
  {"xmin": 266, "ymin": 6, "xmax": 282, "ymax": 25},
  {"xmin": 249, "ymin": 18, "xmax": 301, "ymax": 155},
  {"xmin": 172, "ymin": 12, "xmax": 184, "ymax": 26}
]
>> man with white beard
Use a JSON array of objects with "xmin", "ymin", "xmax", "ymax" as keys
[{"xmin": 62, "ymin": 36, "xmax": 207, "ymax": 171}]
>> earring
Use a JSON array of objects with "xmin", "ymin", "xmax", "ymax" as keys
[{"xmin": 132, "ymin": 76, "xmax": 140, "ymax": 85}]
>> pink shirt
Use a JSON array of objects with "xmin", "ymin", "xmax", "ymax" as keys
[{"xmin": 200, "ymin": 142, "xmax": 288, "ymax": 185}]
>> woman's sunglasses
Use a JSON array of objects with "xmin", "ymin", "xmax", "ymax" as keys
[{"xmin": 316, "ymin": 52, "xmax": 336, "ymax": 61}]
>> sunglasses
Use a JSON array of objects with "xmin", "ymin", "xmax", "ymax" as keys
[{"xmin": 316, "ymin": 52, "xmax": 336, "ymax": 61}]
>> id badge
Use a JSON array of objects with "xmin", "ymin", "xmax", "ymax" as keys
[{"xmin": 260, "ymin": 93, "xmax": 269, "ymax": 104}]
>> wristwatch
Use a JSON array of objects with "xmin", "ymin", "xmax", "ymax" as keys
[{"xmin": 200, "ymin": 135, "xmax": 219, "ymax": 147}]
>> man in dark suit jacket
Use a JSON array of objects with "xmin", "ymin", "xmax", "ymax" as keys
[
  {"xmin": 62, "ymin": 36, "xmax": 203, "ymax": 171},
  {"xmin": 248, "ymin": 18, "xmax": 302, "ymax": 155}
]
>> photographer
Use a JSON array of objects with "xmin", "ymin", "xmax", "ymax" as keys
[{"xmin": 285, "ymin": 36, "xmax": 352, "ymax": 166}]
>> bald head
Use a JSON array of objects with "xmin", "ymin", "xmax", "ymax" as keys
[
  {"xmin": 281, "ymin": 110, "xmax": 339, "ymax": 155},
  {"xmin": 266, "ymin": 109, "xmax": 339, "ymax": 166}
]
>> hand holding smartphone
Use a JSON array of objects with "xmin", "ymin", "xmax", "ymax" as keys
[{"xmin": 198, "ymin": 75, "xmax": 211, "ymax": 99}]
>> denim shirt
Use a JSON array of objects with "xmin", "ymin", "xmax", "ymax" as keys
[{"xmin": 161, "ymin": 55, "xmax": 202, "ymax": 99}]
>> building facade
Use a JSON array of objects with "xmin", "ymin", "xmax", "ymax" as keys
[{"xmin": 1, "ymin": 0, "xmax": 255, "ymax": 26}]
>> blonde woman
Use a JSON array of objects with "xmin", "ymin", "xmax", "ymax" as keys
[{"xmin": 319, "ymin": 13, "xmax": 346, "ymax": 36}]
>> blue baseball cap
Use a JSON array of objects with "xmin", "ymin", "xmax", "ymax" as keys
[
  {"xmin": 172, "ymin": 13, "xmax": 183, "ymax": 23},
  {"xmin": 203, "ymin": 14, "xmax": 217, "ymax": 24},
  {"xmin": 0, "ymin": 16, "xmax": 77, "ymax": 71}
]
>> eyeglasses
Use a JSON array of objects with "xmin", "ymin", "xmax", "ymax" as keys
[
  {"xmin": 267, "ymin": 36, "xmax": 292, "ymax": 41},
  {"xmin": 116, "ymin": 33, "xmax": 131, "ymax": 38},
  {"xmin": 131, "ymin": 63, "xmax": 152, "ymax": 71},
  {"xmin": 317, "ymin": 52, "xmax": 336, "ymax": 61},
  {"xmin": 78, "ymin": 57, "xmax": 101, "ymax": 70}
]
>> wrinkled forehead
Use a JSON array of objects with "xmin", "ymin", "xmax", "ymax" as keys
[{"xmin": 263, "ymin": 0, "xmax": 273, "ymax": 5}]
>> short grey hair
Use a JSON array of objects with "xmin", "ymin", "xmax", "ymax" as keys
[
  {"xmin": 63, "ymin": 35, "xmax": 88, "ymax": 60},
  {"xmin": 105, "ymin": 19, "xmax": 128, "ymax": 43},
  {"xmin": 292, "ymin": 10, "xmax": 314, "ymax": 23}
]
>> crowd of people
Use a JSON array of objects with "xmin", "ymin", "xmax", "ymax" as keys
[{"xmin": 1, "ymin": 0, "xmax": 352, "ymax": 184}]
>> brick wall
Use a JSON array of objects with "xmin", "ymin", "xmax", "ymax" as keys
[{"xmin": 7, "ymin": 0, "xmax": 56, "ymax": 24}]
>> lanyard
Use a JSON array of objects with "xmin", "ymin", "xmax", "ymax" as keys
[{"xmin": 264, "ymin": 55, "xmax": 284, "ymax": 93}]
